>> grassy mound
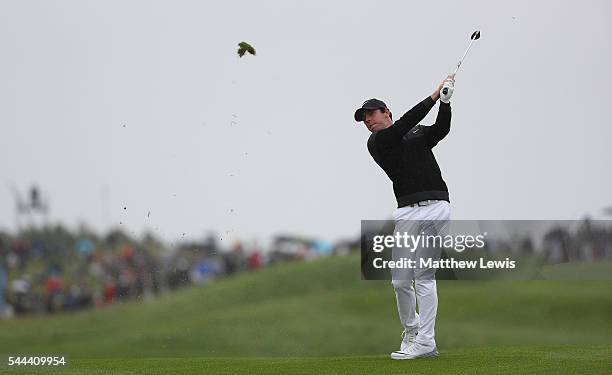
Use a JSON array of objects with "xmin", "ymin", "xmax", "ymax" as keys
[{"xmin": 0, "ymin": 255, "xmax": 610, "ymax": 360}]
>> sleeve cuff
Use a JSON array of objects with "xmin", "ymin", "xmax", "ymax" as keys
[{"xmin": 439, "ymin": 101, "xmax": 452, "ymax": 112}]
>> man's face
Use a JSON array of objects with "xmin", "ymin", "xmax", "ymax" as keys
[{"xmin": 363, "ymin": 108, "xmax": 392, "ymax": 133}]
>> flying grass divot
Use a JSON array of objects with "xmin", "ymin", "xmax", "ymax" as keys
[{"xmin": 237, "ymin": 42, "xmax": 256, "ymax": 57}]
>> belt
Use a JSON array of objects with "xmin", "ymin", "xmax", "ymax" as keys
[{"xmin": 407, "ymin": 199, "xmax": 439, "ymax": 208}]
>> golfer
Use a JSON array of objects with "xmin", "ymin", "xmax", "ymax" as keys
[{"xmin": 354, "ymin": 76, "xmax": 454, "ymax": 360}]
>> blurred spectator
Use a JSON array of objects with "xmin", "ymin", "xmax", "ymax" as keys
[
  {"xmin": 190, "ymin": 257, "xmax": 224, "ymax": 283},
  {"xmin": 0, "ymin": 258, "xmax": 7, "ymax": 318},
  {"xmin": 103, "ymin": 280, "xmax": 117, "ymax": 304},
  {"xmin": 248, "ymin": 252, "xmax": 263, "ymax": 269},
  {"xmin": 9, "ymin": 275, "xmax": 31, "ymax": 314},
  {"xmin": 44, "ymin": 275, "xmax": 64, "ymax": 313}
]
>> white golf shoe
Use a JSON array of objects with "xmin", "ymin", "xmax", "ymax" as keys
[
  {"xmin": 390, "ymin": 342, "xmax": 439, "ymax": 360},
  {"xmin": 395, "ymin": 329, "xmax": 417, "ymax": 353}
]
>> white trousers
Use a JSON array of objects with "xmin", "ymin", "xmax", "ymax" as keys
[{"xmin": 391, "ymin": 200, "xmax": 450, "ymax": 347}]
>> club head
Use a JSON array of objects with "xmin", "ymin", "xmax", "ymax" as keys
[{"xmin": 471, "ymin": 30, "xmax": 481, "ymax": 40}]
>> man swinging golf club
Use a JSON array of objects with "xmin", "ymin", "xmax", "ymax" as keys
[
  {"xmin": 356, "ymin": 30, "xmax": 479, "ymax": 360},
  {"xmin": 355, "ymin": 75, "xmax": 454, "ymax": 360}
]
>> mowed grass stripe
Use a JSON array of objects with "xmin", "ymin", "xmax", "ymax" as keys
[{"xmin": 3, "ymin": 346, "xmax": 611, "ymax": 375}]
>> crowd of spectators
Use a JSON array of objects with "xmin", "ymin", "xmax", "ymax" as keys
[
  {"xmin": 540, "ymin": 219, "xmax": 612, "ymax": 263},
  {"xmin": 0, "ymin": 225, "xmax": 339, "ymax": 319},
  {"xmin": 476, "ymin": 219, "xmax": 612, "ymax": 262},
  {"xmin": 5, "ymin": 219, "xmax": 604, "ymax": 319}
]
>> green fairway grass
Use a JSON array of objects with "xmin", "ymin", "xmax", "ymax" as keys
[
  {"xmin": 0, "ymin": 254, "xmax": 611, "ymax": 374},
  {"xmin": 2, "ymin": 346, "xmax": 611, "ymax": 375}
]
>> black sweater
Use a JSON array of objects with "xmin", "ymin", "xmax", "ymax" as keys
[{"xmin": 367, "ymin": 96, "xmax": 451, "ymax": 208}]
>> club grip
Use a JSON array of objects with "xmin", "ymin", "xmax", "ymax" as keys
[{"xmin": 440, "ymin": 81, "xmax": 454, "ymax": 103}]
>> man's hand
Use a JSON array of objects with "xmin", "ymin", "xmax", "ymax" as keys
[{"xmin": 431, "ymin": 75, "xmax": 455, "ymax": 101}]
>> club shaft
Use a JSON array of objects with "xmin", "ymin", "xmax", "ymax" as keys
[{"xmin": 453, "ymin": 38, "xmax": 477, "ymax": 75}]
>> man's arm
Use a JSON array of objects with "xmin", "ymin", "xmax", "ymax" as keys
[
  {"xmin": 379, "ymin": 75, "xmax": 455, "ymax": 140},
  {"xmin": 423, "ymin": 102, "xmax": 452, "ymax": 148},
  {"xmin": 381, "ymin": 96, "xmax": 436, "ymax": 139}
]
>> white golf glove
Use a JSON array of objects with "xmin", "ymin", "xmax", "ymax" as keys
[{"xmin": 439, "ymin": 78, "xmax": 454, "ymax": 103}]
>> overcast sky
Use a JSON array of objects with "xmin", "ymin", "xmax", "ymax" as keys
[{"xmin": 1, "ymin": 0, "xmax": 610, "ymax": 245}]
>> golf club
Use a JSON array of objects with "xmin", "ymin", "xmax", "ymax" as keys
[{"xmin": 440, "ymin": 30, "xmax": 481, "ymax": 103}]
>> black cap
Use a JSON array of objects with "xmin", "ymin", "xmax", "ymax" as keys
[{"xmin": 354, "ymin": 99, "xmax": 388, "ymax": 122}]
